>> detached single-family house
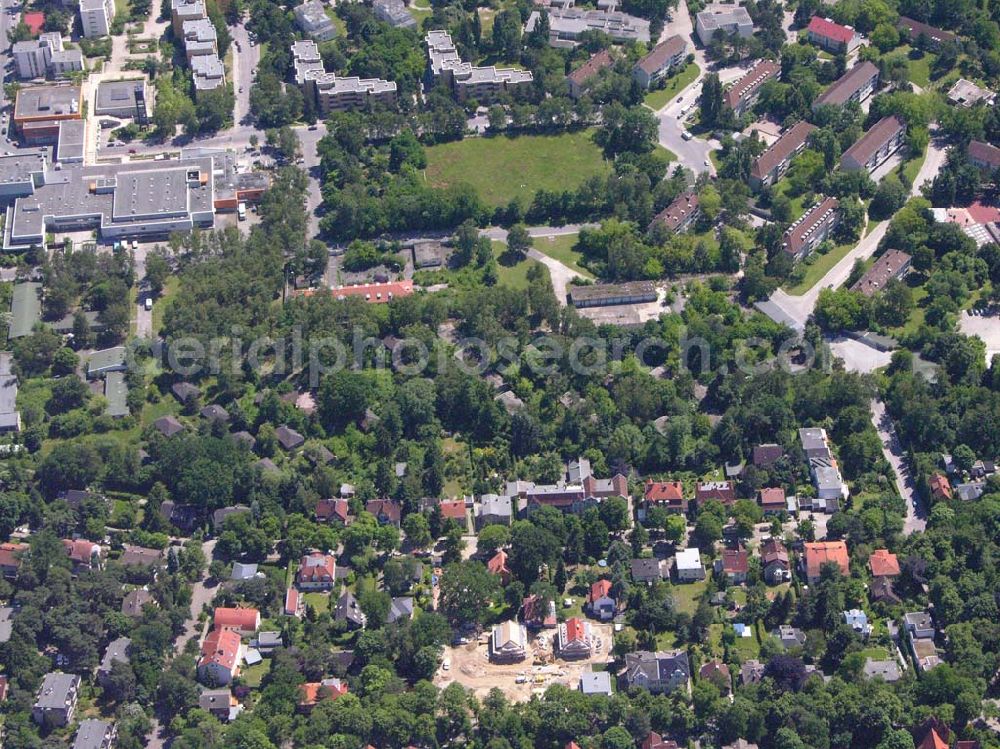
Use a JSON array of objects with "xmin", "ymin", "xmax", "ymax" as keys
[
  {"xmin": 521, "ymin": 593, "xmax": 557, "ymax": 629},
  {"xmin": 774, "ymin": 625, "xmax": 807, "ymax": 649},
  {"xmin": 213, "ymin": 607, "xmax": 260, "ymax": 636},
  {"xmin": 96, "ymin": 636, "xmax": 130, "ymax": 687},
  {"xmin": 298, "ymin": 678, "xmax": 348, "ymax": 712},
  {"xmin": 758, "ymin": 487, "xmax": 786, "ymax": 514},
  {"xmin": 587, "ymin": 579, "xmax": 617, "ymax": 620},
  {"xmin": 761, "ymin": 538, "xmax": 791, "ymax": 584},
  {"xmin": 558, "ymin": 617, "xmax": 593, "ymax": 658},
  {"xmin": 699, "ymin": 659, "xmax": 731, "ymax": 693},
  {"xmin": 716, "ymin": 548, "xmax": 749, "ymax": 584},
  {"xmin": 198, "ymin": 629, "xmax": 244, "ymax": 685},
  {"xmin": 801, "ymin": 541, "xmax": 849, "ymax": 584},
  {"xmin": 121, "ymin": 588, "xmax": 154, "ymax": 618},
  {"xmin": 695, "ymin": 480, "xmax": 735, "ymax": 505},
  {"xmin": 297, "ymin": 552, "xmax": 336, "ymax": 590},
  {"xmin": 0, "ymin": 541, "xmax": 28, "ymax": 579},
  {"xmin": 487, "ymin": 549, "xmax": 512, "ymax": 585},
  {"xmin": 315, "ymin": 498, "xmax": 351, "ymax": 525},
  {"xmin": 333, "ymin": 589, "xmax": 366, "ymax": 629},
  {"xmin": 752, "ymin": 443, "xmax": 784, "ymax": 467},
  {"xmin": 905, "ymin": 610, "xmax": 935, "ymax": 640},
  {"xmin": 476, "ymin": 493, "xmax": 513, "ymax": 528},
  {"xmin": 929, "ymin": 473, "xmax": 952, "ymax": 501},
  {"xmin": 631, "ymin": 557, "xmax": 669, "ymax": 584},
  {"xmin": 579, "ymin": 670, "xmax": 613, "ymax": 696},
  {"xmin": 365, "ymin": 499, "xmax": 402, "ymax": 527},
  {"xmin": 199, "ymin": 688, "xmax": 242, "ymax": 722},
  {"xmin": 644, "ymin": 479, "xmax": 687, "ymax": 513},
  {"xmin": 675, "ymin": 547, "xmax": 705, "ymax": 582},
  {"xmin": 490, "ymin": 620, "xmax": 528, "ymax": 662},
  {"xmin": 622, "ymin": 650, "xmax": 690, "ymax": 694},
  {"xmin": 869, "ymin": 549, "xmax": 900, "ymax": 579},
  {"xmin": 63, "ymin": 539, "xmax": 102, "ymax": 572},
  {"xmin": 843, "ymin": 608, "xmax": 872, "ymax": 637}
]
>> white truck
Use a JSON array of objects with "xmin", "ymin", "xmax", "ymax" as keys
[{"xmin": 238, "ymin": 202, "xmax": 247, "ymax": 221}]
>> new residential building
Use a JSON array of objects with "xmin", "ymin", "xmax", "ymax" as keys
[
  {"xmin": 807, "ymin": 16, "xmax": 862, "ymax": 54},
  {"xmin": 426, "ymin": 30, "xmax": 533, "ymax": 102},
  {"xmin": 695, "ymin": 6, "xmax": 753, "ymax": 44},
  {"xmin": 622, "ymin": 650, "xmax": 690, "ymax": 694},
  {"xmin": 294, "ymin": 0, "xmax": 338, "ymax": 41},
  {"xmin": 526, "ymin": 7, "xmax": 650, "ymax": 47},
  {"xmin": 293, "ymin": 39, "xmax": 397, "ymax": 113},
  {"xmin": 633, "ymin": 34, "xmax": 686, "ymax": 89},
  {"xmin": 812, "ymin": 61, "xmax": 879, "ymax": 110},
  {"xmin": 781, "ymin": 196, "xmax": 840, "ymax": 260},
  {"xmin": 79, "ymin": 0, "xmax": 114, "ymax": 38},
  {"xmin": 724, "ymin": 59, "xmax": 779, "ymax": 117},
  {"xmin": 13, "ymin": 33, "xmax": 83, "ymax": 79},
  {"xmin": 840, "ymin": 115, "xmax": 906, "ymax": 174},
  {"xmin": 749, "ymin": 120, "xmax": 815, "ymax": 190}
]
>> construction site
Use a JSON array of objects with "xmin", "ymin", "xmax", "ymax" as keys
[{"xmin": 434, "ymin": 622, "xmax": 616, "ymax": 701}]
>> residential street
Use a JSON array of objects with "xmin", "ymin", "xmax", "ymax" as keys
[
  {"xmin": 176, "ymin": 538, "xmax": 218, "ymax": 654},
  {"xmin": 295, "ymin": 123, "xmax": 328, "ymax": 239},
  {"xmin": 870, "ymin": 397, "xmax": 926, "ymax": 535},
  {"xmin": 231, "ymin": 24, "xmax": 260, "ymax": 126}
]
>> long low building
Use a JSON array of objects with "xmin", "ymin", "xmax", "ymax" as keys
[
  {"xmin": 0, "ymin": 353, "xmax": 20, "ymax": 433},
  {"xmin": 749, "ymin": 120, "xmax": 815, "ymax": 190},
  {"xmin": 2, "ymin": 152, "xmax": 217, "ymax": 250},
  {"xmin": 569, "ymin": 280, "xmax": 657, "ymax": 308},
  {"xmin": 840, "ymin": 115, "xmax": 906, "ymax": 174},
  {"xmin": 851, "ymin": 249, "xmax": 911, "ymax": 296},
  {"xmin": 896, "ymin": 16, "xmax": 957, "ymax": 49},
  {"xmin": 813, "ymin": 61, "xmax": 879, "ymax": 110},
  {"xmin": 724, "ymin": 59, "xmax": 779, "ymax": 117},
  {"xmin": 526, "ymin": 7, "xmax": 650, "ymax": 47},
  {"xmin": 782, "ymin": 196, "xmax": 840, "ymax": 261}
]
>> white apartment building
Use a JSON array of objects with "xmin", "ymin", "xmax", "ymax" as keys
[
  {"xmin": 79, "ymin": 0, "xmax": 114, "ymax": 38},
  {"xmin": 426, "ymin": 30, "xmax": 533, "ymax": 102},
  {"xmin": 292, "ymin": 39, "xmax": 396, "ymax": 113}
]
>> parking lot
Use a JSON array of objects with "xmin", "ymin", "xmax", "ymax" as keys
[{"xmin": 435, "ymin": 622, "xmax": 614, "ymax": 701}]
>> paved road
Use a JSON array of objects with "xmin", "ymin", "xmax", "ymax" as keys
[
  {"xmin": 870, "ymin": 397, "xmax": 926, "ymax": 534},
  {"xmin": 231, "ymin": 24, "xmax": 259, "ymax": 126},
  {"xmin": 295, "ymin": 123, "xmax": 328, "ymax": 239},
  {"xmin": 175, "ymin": 538, "xmax": 218, "ymax": 654},
  {"xmin": 133, "ymin": 244, "xmax": 153, "ymax": 338}
]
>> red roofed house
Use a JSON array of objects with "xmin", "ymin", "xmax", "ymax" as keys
[
  {"xmin": 297, "ymin": 552, "xmax": 336, "ymax": 590},
  {"xmin": 969, "ymin": 140, "xmax": 1000, "ymax": 172},
  {"xmin": 808, "ymin": 16, "xmax": 862, "ymax": 53},
  {"xmin": 0, "ymin": 542, "xmax": 27, "ymax": 579},
  {"xmin": 284, "ymin": 587, "xmax": 302, "ymax": 617},
  {"xmin": 696, "ymin": 480, "xmax": 736, "ymax": 505},
  {"xmin": 801, "ymin": 541, "xmax": 850, "ymax": 584},
  {"xmin": 214, "ymin": 607, "xmax": 261, "ymax": 636},
  {"xmin": 62, "ymin": 538, "xmax": 102, "ymax": 572},
  {"xmin": 716, "ymin": 548, "xmax": 749, "ymax": 584},
  {"xmin": 642, "ymin": 732, "xmax": 680, "ymax": 749},
  {"xmin": 557, "ymin": 616, "xmax": 593, "ymax": 658},
  {"xmin": 644, "ymin": 479, "xmax": 687, "ymax": 513},
  {"xmin": 23, "ymin": 11, "xmax": 44, "ymax": 35},
  {"xmin": 198, "ymin": 629, "xmax": 244, "ymax": 685},
  {"xmin": 929, "ymin": 472, "xmax": 952, "ymax": 501},
  {"xmin": 587, "ymin": 579, "xmax": 616, "ymax": 621},
  {"xmin": 438, "ymin": 500, "xmax": 467, "ymax": 524},
  {"xmin": 566, "ymin": 743, "xmax": 583, "ymax": 749},
  {"xmin": 869, "ymin": 549, "xmax": 900, "ymax": 579},
  {"xmin": 918, "ymin": 728, "xmax": 949, "ymax": 749},
  {"xmin": 487, "ymin": 549, "xmax": 512, "ymax": 585},
  {"xmin": 365, "ymin": 499, "xmax": 402, "ymax": 527},
  {"xmin": 315, "ymin": 498, "xmax": 351, "ymax": 525},
  {"xmin": 298, "ymin": 678, "xmax": 348, "ymax": 712},
  {"xmin": 521, "ymin": 593, "xmax": 556, "ymax": 628},
  {"xmin": 699, "ymin": 659, "xmax": 732, "ymax": 693},
  {"xmin": 297, "ymin": 280, "xmax": 414, "ymax": 304},
  {"xmin": 758, "ymin": 487, "xmax": 786, "ymax": 514}
]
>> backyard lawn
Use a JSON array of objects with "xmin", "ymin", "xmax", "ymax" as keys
[
  {"xmin": 424, "ymin": 130, "xmax": 612, "ymax": 207},
  {"xmin": 302, "ymin": 591, "xmax": 330, "ymax": 613},
  {"xmin": 531, "ymin": 234, "xmax": 593, "ymax": 277},
  {"xmin": 643, "ymin": 62, "xmax": 700, "ymax": 110},
  {"xmin": 242, "ymin": 658, "xmax": 271, "ymax": 688},
  {"xmin": 672, "ymin": 578, "xmax": 708, "ymax": 616}
]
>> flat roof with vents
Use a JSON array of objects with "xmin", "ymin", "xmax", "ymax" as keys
[
  {"xmin": 14, "ymin": 84, "xmax": 82, "ymax": 123},
  {"xmin": 95, "ymin": 79, "xmax": 146, "ymax": 116}
]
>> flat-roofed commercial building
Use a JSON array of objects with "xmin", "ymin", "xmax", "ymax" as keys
[
  {"xmin": 0, "ymin": 151, "xmax": 46, "ymax": 198},
  {"xmin": 95, "ymin": 79, "xmax": 149, "ymax": 119},
  {"xmin": 782, "ymin": 196, "xmax": 840, "ymax": 260},
  {"xmin": 3, "ymin": 155, "xmax": 217, "ymax": 250},
  {"xmin": 57, "ymin": 120, "xmax": 86, "ymax": 164},
  {"xmin": 840, "ymin": 115, "xmax": 906, "ymax": 174},
  {"xmin": 724, "ymin": 59, "xmax": 779, "ymax": 117},
  {"xmin": 569, "ymin": 280, "xmax": 657, "ymax": 308},
  {"xmin": 526, "ymin": 7, "xmax": 650, "ymax": 47},
  {"xmin": 696, "ymin": 6, "xmax": 753, "ymax": 44},
  {"xmin": 0, "ymin": 352, "xmax": 20, "ymax": 433},
  {"xmin": 812, "ymin": 61, "xmax": 879, "ymax": 110},
  {"xmin": 851, "ymin": 249, "xmax": 911, "ymax": 296},
  {"xmin": 749, "ymin": 120, "xmax": 815, "ymax": 190},
  {"xmin": 8, "ymin": 282, "xmax": 42, "ymax": 339},
  {"xmin": 13, "ymin": 84, "xmax": 82, "ymax": 135},
  {"xmin": 426, "ymin": 30, "xmax": 532, "ymax": 102}
]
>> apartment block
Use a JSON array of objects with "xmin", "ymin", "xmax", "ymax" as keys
[
  {"xmin": 79, "ymin": 0, "xmax": 114, "ymax": 38},
  {"xmin": 749, "ymin": 120, "xmax": 815, "ymax": 190},
  {"xmin": 426, "ymin": 30, "xmax": 533, "ymax": 103},
  {"xmin": 723, "ymin": 59, "xmax": 779, "ymax": 117},
  {"xmin": 695, "ymin": 6, "xmax": 753, "ymax": 44},
  {"xmin": 171, "ymin": 0, "xmax": 206, "ymax": 34},
  {"xmin": 781, "ymin": 196, "xmax": 840, "ymax": 260},
  {"xmin": 191, "ymin": 54, "xmax": 226, "ymax": 95},
  {"xmin": 526, "ymin": 7, "xmax": 650, "ymax": 47},
  {"xmin": 293, "ymin": 39, "xmax": 396, "ymax": 113},
  {"xmin": 839, "ymin": 115, "xmax": 906, "ymax": 174},
  {"xmin": 13, "ymin": 33, "xmax": 83, "ymax": 79},
  {"xmin": 294, "ymin": 0, "xmax": 338, "ymax": 41},
  {"xmin": 633, "ymin": 34, "xmax": 686, "ymax": 89},
  {"xmin": 812, "ymin": 61, "xmax": 878, "ymax": 110},
  {"xmin": 807, "ymin": 16, "xmax": 862, "ymax": 54},
  {"xmin": 374, "ymin": 0, "xmax": 416, "ymax": 29}
]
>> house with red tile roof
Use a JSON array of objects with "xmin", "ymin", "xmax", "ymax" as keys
[
  {"xmin": 801, "ymin": 541, "xmax": 850, "ymax": 583},
  {"xmin": 929, "ymin": 473, "xmax": 952, "ymax": 501},
  {"xmin": 557, "ymin": 617, "xmax": 592, "ymax": 658},
  {"xmin": 969, "ymin": 140, "xmax": 1000, "ymax": 171},
  {"xmin": 807, "ymin": 16, "xmax": 862, "ymax": 53},
  {"xmin": 567, "ymin": 48, "xmax": 614, "ymax": 98},
  {"xmin": 284, "ymin": 587, "xmax": 302, "ymax": 617},
  {"xmin": 297, "ymin": 552, "xmax": 336, "ymax": 590},
  {"xmin": 761, "ymin": 538, "xmax": 790, "ymax": 584},
  {"xmin": 296, "ymin": 280, "xmax": 414, "ymax": 303},
  {"xmin": 0, "ymin": 542, "xmax": 27, "ymax": 579},
  {"xmin": 565, "ymin": 742, "xmax": 583, "ymax": 749},
  {"xmin": 918, "ymin": 728, "xmax": 949, "ymax": 749},
  {"xmin": 315, "ymin": 498, "xmax": 351, "ymax": 525},
  {"xmin": 758, "ymin": 487, "xmax": 786, "ymax": 514},
  {"xmin": 587, "ymin": 579, "xmax": 616, "ymax": 621},
  {"xmin": 198, "ymin": 629, "xmax": 243, "ymax": 685},
  {"xmin": 438, "ymin": 500, "xmax": 466, "ymax": 523},
  {"xmin": 642, "ymin": 732, "xmax": 680, "ymax": 749},
  {"xmin": 699, "ymin": 659, "xmax": 732, "ymax": 693},
  {"xmin": 298, "ymin": 678, "xmax": 348, "ymax": 712},
  {"xmin": 716, "ymin": 548, "xmax": 749, "ymax": 584},
  {"xmin": 696, "ymin": 480, "xmax": 736, "ymax": 505},
  {"xmin": 487, "ymin": 549, "xmax": 512, "ymax": 585},
  {"xmin": 521, "ymin": 593, "xmax": 556, "ymax": 628},
  {"xmin": 365, "ymin": 499, "xmax": 402, "ymax": 527},
  {"xmin": 644, "ymin": 479, "xmax": 687, "ymax": 513},
  {"xmin": 213, "ymin": 607, "xmax": 260, "ymax": 635},
  {"xmin": 62, "ymin": 539, "xmax": 102, "ymax": 572},
  {"xmin": 869, "ymin": 549, "xmax": 900, "ymax": 578}
]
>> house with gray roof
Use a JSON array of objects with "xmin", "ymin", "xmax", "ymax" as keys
[
  {"xmin": 622, "ymin": 650, "xmax": 690, "ymax": 694},
  {"xmin": 86, "ymin": 346, "xmax": 126, "ymax": 379},
  {"xmin": 579, "ymin": 670, "xmax": 613, "ymax": 696},
  {"xmin": 0, "ymin": 352, "xmax": 20, "ymax": 433},
  {"xmin": 275, "ymin": 424, "xmax": 304, "ymax": 450},
  {"xmin": 96, "ymin": 636, "xmax": 130, "ymax": 687},
  {"xmin": 334, "ymin": 588, "xmax": 366, "ymax": 629},
  {"xmin": 8, "ymin": 281, "xmax": 41, "ymax": 339},
  {"xmin": 212, "ymin": 504, "xmax": 250, "ymax": 532},
  {"xmin": 72, "ymin": 719, "xmax": 116, "ymax": 749},
  {"xmin": 104, "ymin": 371, "xmax": 128, "ymax": 418},
  {"xmin": 388, "ymin": 596, "xmax": 414, "ymax": 623},
  {"xmin": 231, "ymin": 562, "xmax": 258, "ymax": 580},
  {"xmin": 0, "ymin": 605, "xmax": 15, "ymax": 643},
  {"xmin": 476, "ymin": 493, "xmax": 513, "ymax": 528},
  {"xmin": 374, "ymin": 0, "xmax": 416, "ymax": 28},
  {"xmin": 32, "ymin": 672, "xmax": 81, "ymax": 727},
  {"xmin": 153, "ymin": 415, "xmax": 185, "ymax": 437}
]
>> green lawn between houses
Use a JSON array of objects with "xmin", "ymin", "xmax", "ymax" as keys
[
  {"xmin": 643, "ymin": 62, "xmax": 701, "ymax": 110},
  {"xmin": 424, "ymin": 130, "xmax": 613, "ymax": 208}
]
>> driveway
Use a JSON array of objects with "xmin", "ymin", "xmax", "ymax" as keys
[
  {"xmin": 230, "ymin": 24, "xmax": 260, "ymax": 126},
  {"xmin": 870, "ymin": 397, "xmax": 926, "ymax": 534},
  {"xmin": 482, "ymin": 224, "xmax": 595, "ymax": 305}
]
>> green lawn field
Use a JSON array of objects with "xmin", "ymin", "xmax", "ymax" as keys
[
  {"xmin": 531, "ymin": 234, "xmax": 593, "ymax": 277},
  {"xmin": 643, "ymin": 62, "xmax": 701, "ymax": 110},
  {"xmin": 491, "ymin": 241, "xmax": 545, "ymax": 290},
  {"xmin": 424, "ymin": 130, "xmax": 612, "ymax": 207}
]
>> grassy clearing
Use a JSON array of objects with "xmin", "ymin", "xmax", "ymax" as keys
[
  {"xmin": 424, "ymin": 129, "xmax": 612, "ymax": 207},
  {"xmin": 491, "ymin": 241, "xmax": 545, "ymax": 290},
  {"xmin": 242, "ymin": 657, "xmax": 271, "ymax": 688},
  {"xmin": 643, "ymin": 62, "xmax": 701, "ymax": 110},
  {"xmin": 672, "ymin": 578, "xmax": 708, "ymax": 616},
  {"xmin": 150, "ymin": 276, "xmax": 179, "ymax": 336},
  {"xmin": 901, "ymin": 148, "xmax": 927, "ymax": 188},
  {"xmin": 532, "ymin": 234, "xmax": 593, "ymax": 277},
  {"xmin": 302, "ymin": 591, "xmax": 330, "ymax": 613}
]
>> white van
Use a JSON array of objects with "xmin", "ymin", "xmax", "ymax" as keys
[{"xmin": 144, "ymin": 297, "xmax": 153, "ymax": 311}]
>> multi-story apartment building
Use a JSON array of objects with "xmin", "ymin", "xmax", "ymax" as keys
[
  {"xmin": 839, "ymin": 115, "xmax": 906, "ymax": 174},
  {"xmin": 723, "ymin": 59, "xmax": 779, "ymax": 117},
  {"xmin": 79, "ymin": 0, "xmax": 114, "ymax": 37},
  {"xmin": 781, "ymin": 196, "xmax": 840, "ymax": 260},
  {"xmin": 426, "ymin": 30, "xmax": 532, "ymax": 103},
  {"xmin": 749, "ymin": 120, "xmax": 816, "ymax": 190}
]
